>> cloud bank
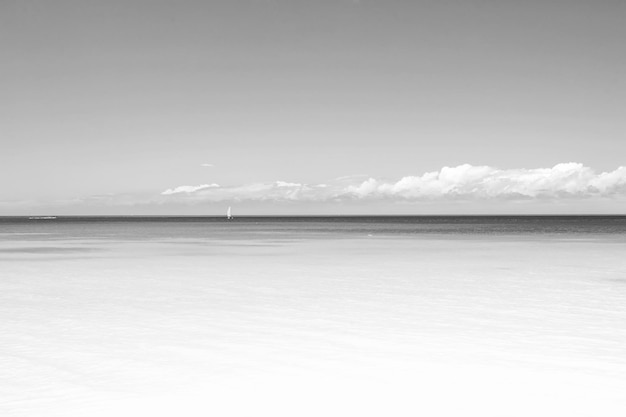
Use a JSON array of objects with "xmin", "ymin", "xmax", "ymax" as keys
[
  {"xmin": 161, "ymin": 184, "xmax": 220, "ymax": 195},
  {"xmin": 160, "ymin": 163, "xmax": 626, "ymax": 203}
]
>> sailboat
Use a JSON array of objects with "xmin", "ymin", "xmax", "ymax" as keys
[{"xmin": 227, "ymin": 206, "xmax": 233, "ymax": 220}]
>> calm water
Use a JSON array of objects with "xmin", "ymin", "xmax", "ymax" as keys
[
  {"xmin": 2, "ymin": 215, "xmax": 626, "ymax": 242},
  {"xmin": 2, "ymin": 216, "xmax": 626, "ymax": 416}
]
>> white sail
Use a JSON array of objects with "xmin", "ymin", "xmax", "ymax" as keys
[{"xmin": 227, "ymin": 206, "xmax": 232, "ymax": 220}]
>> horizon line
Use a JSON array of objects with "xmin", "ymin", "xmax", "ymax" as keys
[{"xmin": 2, "ymin": 214, "xmax": 626, "ymax": 218}]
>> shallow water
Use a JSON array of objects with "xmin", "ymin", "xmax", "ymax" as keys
[{"xmin": 1, "ymin": 217, "xmax": 626, "ymax": 416}]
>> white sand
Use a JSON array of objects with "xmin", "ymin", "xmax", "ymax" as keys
[{"xmin": 1, "ymin": 235, "xmax": 626, "ymax": 416}]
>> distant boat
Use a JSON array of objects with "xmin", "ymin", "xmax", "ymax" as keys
[
  {"xmin": 28, "ymin": 216, "xmax": 57, "ymax": 220},
  {"xmin": 227, "ymin": 206, "xmax": 233, "ymax": 220}
]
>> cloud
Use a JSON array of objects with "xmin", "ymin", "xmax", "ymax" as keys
[
  {"xmin": 345, "ymin": 163, "xmax": 626, "ymax": 200},
  {"xmin": 3, "ymin": 163, "xmax": 626, "ymax": 215},
  {"xmin": 161, "ymin": 181, "xmax": 328, "ymax": 202},
  {"xmin": 161, "ymin": 184, "xmax": 220, "ymax": 195},
  {"xmin": 158, "ymin": 163, "xmax": 626, "ymax": 203},
  {"xmin": 200, "ymin": 163, "xmax": 214, "ymax": 167},
  {"xmin": 275, "ymin": 181, "xmax": 302, "ymax": 187}
]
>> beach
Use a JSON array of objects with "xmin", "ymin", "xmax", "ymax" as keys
[{"xmin": 1, "ymin": 217, "xmax": 625, "ymax": 416}]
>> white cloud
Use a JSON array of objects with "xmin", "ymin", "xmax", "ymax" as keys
[
  {"xmin": 160, "ymin": 180, "xmax": 334, "ymax": 203},
  {"xmin": 344, "ymin": 163, "xmax": 623, "ymax": 200},
  {"xmin": 4, "ymin": 163, "xmax": 626, "ymax": 215},
  {"xmin": 157, "ymin": 163, "xmax": 626, "ymax": 203},
  {"xmin": 200, "ymin": 163, "xmax": 214, "ymax": 167},
  {"xmin": 275, "ymin": 181, "xmax": 302, "ymax": 187},
  {"xmin": 161, "ymin": 184, "xmax": 220, "ymax": 195}
]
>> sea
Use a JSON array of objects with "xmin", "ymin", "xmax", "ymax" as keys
[{"xmin": 1, "ymin": 216, "xmax": 625, "ymax": 416}]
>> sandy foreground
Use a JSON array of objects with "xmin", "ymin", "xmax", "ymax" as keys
[{"xmin": 1, "ymin": 234, "xmax": 625, "ymax": 416}]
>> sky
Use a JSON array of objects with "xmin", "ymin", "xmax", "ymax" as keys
[{"xmin": 2, "ymin": 0, "xmax": 625, "ymax": 215}]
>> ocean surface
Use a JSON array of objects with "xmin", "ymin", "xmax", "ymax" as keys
[{"xmin": 1, "ymin": 216, "xmax": 626, "ymax": 416}]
